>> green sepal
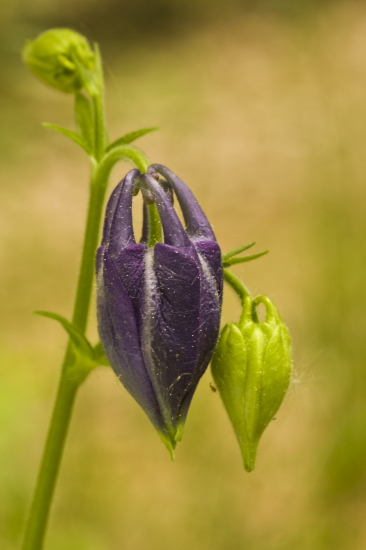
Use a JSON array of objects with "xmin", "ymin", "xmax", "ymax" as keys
[
  {"xmin": 42, "ymin": 123, "xmax": 91, "ymax": 154},
  {"xmin": 259, "ymin": 324, "xmax": 291, "ymax": 430},
  {"xmin": 74, "ymin": 92, "xmax": 94, "ymax": 153},
  {"xmin": 157, "ymin": 432, "xmax": 176, "ymax": 461},
  {"xmin": 34, "ymin": 311, "xmax": 107, "ymax": 382},
  {"xmin": 106, "ymin": 127, "xmax": 160, "ymax": 152},
  {"xmin": 223, "ymin": 250, "xmax": 269, "ymax": 267},
  {"xmin": 93, "ymin": 341, "xmax": 110, "ymax": 366},
  {"xmin": 212, "ymin": 324, "xmax": 249, "ymax": 463}
]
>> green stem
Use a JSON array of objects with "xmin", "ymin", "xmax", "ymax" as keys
[
  {"xmin": 71, "ymin": 168, "xmax": 107, "ymax": 332},
  {"xmin": 21, "ymin": 166, "xmax": 107, "ymax": 550},
  {"xmin": 22, "ymin": 49, "xmax": 153, "ymax": 544},
  {"xmin": 223, "ymin": 268, "xmax": 251, "ymax": 303},
  {"xmin": 22, "ymin": 71, "xmax": 116, "ymax": 548},
  {"xmin": 21, "ymin": 377, "xmax": 78, "ymax": 550},
  {"xmin": 91, "ymin": 92, "xmax": 106, "ymax": 162},
  {"xmin": 22, "ymin": 141, "xmax": 152, "ymax": 550},
  {"xmin": 224, "ymin": 269, "xmax": 254, "ymax": 328}
]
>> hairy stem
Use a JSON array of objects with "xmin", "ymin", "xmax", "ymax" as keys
[
  {"xmin": 21, "ymin": 377, "xmax": 78, "ymax": 550},
  {"xmin": 21, "ymin": 165, "xmax": 107, "ymax": 550},
  {"xmin": 22, "ymin": 85, "xmax": 151, "ymax": 549},
  {"xmin": 223, "ymin": 268, "xmax": 251, "ymax": 303},
  {"xmin": 71, "ymin": 170, "xmax": 107, "ymax": 332},
  {"xmin": 91, "ymin": 92, "xmax": 106, "ymax": 162}
]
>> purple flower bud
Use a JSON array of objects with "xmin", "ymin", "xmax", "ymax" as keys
[{"xmin": 96, "ymin": 165, "xmax": 222, "ymax": 454}]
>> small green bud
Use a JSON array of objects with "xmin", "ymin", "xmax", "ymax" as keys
[
  {"xmin": 22, "ymin": 29, "xmax": 95, "ymax": 94},
  {"xmin": 211, "ymin": 294, "xmax": 291, "ymax": 472}
]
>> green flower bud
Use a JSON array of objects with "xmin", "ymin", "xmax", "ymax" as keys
[
  {"xmin": 22, "ymin": 29, "xmax": 95, "ymax": 94},
  {"xmin": 211, "ymin": 294, "xmax": 291, "ymax": 472}
]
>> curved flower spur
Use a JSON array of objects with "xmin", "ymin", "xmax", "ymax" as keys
[{"xmin": 96, "ymin": 165, "xmax": 223, "ymax": 456}]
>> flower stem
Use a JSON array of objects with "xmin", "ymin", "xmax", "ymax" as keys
[
  {"xmin": 91, "ymin": 92, "xmax": 106, "ymax": 163},
  {"xmin": 223, "ymin": 268, "xmax": 251, "ymax": 303},
  {"xmin": 71, "ymin": 169, "xmax": 107, "ymax": 332},
  {"xmin": 21, "ymin": 165, "xmax": 108, "ymax": 550},
  {"xmin": 21, "ymin": 376, "xmax": 78, "ymax": 550},
  {"xmin": 22, "ymin": 139, "xmax": 152, "ymax": 550},
  {"xmin": 21, "ymin": 33, "xmax": 155, "ymax": 544}
]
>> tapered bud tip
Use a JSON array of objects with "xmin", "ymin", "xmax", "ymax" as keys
[
  {"xmin": 157, "ymin": 432, "xmax": 176, "ymax": 461},
  {"xmin": 22, "ymin": 29, "xmax": 95, "ymax": 93},
  {"xmin": 242, "ymin": 439, "xmax": 259, "ymax": 472}
]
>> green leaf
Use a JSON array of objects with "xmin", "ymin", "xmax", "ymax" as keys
[
  {"xmin": 34, "ymin": 312, "xmax": 110, "ymax": 376},
  {"xmin": 42, "ymin": 123, "xmax": 91, "ymax": 154},
  {"xmin": 34, "ymin": 311, "xmax": 94, "ymax": 360},
  {"xmin": 223, "ymin": 251, "xmax": 269, "ymax": 267},
  {"xmin": 74, "ymin": 92, "xmax": 94, "ymax": 152},
  {"xmin": 222, "ymin": 242, "xmax": 256, "ymax": 261},
  {"xmin": 93, "ymin": 342, "xmax": 110, "ymax": 366},
  {"xmin": 106, "ymin": 127, "xmax": 160, "ymax": 152}
]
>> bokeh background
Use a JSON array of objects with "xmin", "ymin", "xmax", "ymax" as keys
[{"xmin": 2, "ymin": 0, "xmax": 366, "ymax": 548}]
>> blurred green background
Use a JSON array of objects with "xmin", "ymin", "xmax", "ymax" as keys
[{"xmin": 2, "ymin": 0, "xmax": 366, "ymax": 548}]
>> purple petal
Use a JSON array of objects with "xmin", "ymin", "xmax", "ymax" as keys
[
  {"xmin": 113, "ymin": 243, "xmax": 147, "ymax": 331},
  {"xmin": 195, "ymin": 240, "xmax": 223, "ymax": 296},
  {"xmin": 107, "ymin": 169, "xmax": 141, "ymax": 258},
  {"xmin": 140, "ymin": 243, "xmax": 201, "ymax": 427},
  {"xmin": 194, "ymin": 250, "xmax": 222, "ymax": 379},
  {"xmin": 141, "ymin": 173, "xmax": 191, "ymax": 250},
  {"xmin": 149, "ymin": 164, "xmax": 216, "ymax": 243},
  {"xmin": 101, "ymin": 179, "xmax": 123, "ymax": 247},
  {"xmin": 97, "ymin": 247, "xmax": 166, "ymax": 433}
]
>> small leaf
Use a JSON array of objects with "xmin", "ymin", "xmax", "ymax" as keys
[
  {"xmin": 223, "ymin": 251, "xmax": 269, "ymax": 267},
  {"xmin": 106, "ymin": 127, "xmax": 160, "ymax": 152},
  {"xmin": 93, "ymin": 342, "xmax": 110, "ymax": 366},
  {"xmin": 222, "ymin": 242, "xmax": 256, "ymax": 261},
  {"xmin": 75, "ymin": 92, "xmax": 94, "ymax": 152},
  {"xmin": 34, "ymin": 311, "xmax": 94, "ymax": 360},
  {"xmin": 43, "ymin": 123, "xmax": 91, "ymax": 154}
]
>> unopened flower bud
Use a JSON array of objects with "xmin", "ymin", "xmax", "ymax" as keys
[
  {"xmin": 211, "ymin": 294, "xmax": 291, "ymax": 472},
  {"xmin": 22, "ymin": 28, "xmax": 95, "ymax": 94},
  {"xmin": 96, "ymin": 165, "xmax": 223, "ymax": 455}
]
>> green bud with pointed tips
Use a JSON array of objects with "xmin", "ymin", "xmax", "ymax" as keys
[
  {"xmin": 22, "ymin": 29, "xmax": 95, "ymax": 94},
  {"xmin": 211, "ymin": 294, "xmax": 291, "ymax": 472}
]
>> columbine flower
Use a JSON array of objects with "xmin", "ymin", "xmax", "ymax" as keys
[
  {"xmin": 211, "ymin": 293, "xmax": 292, "ymax": 472},
  {"xmin": 96, "ymin": 165, "xmax": 222, "ymax": 454}
]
